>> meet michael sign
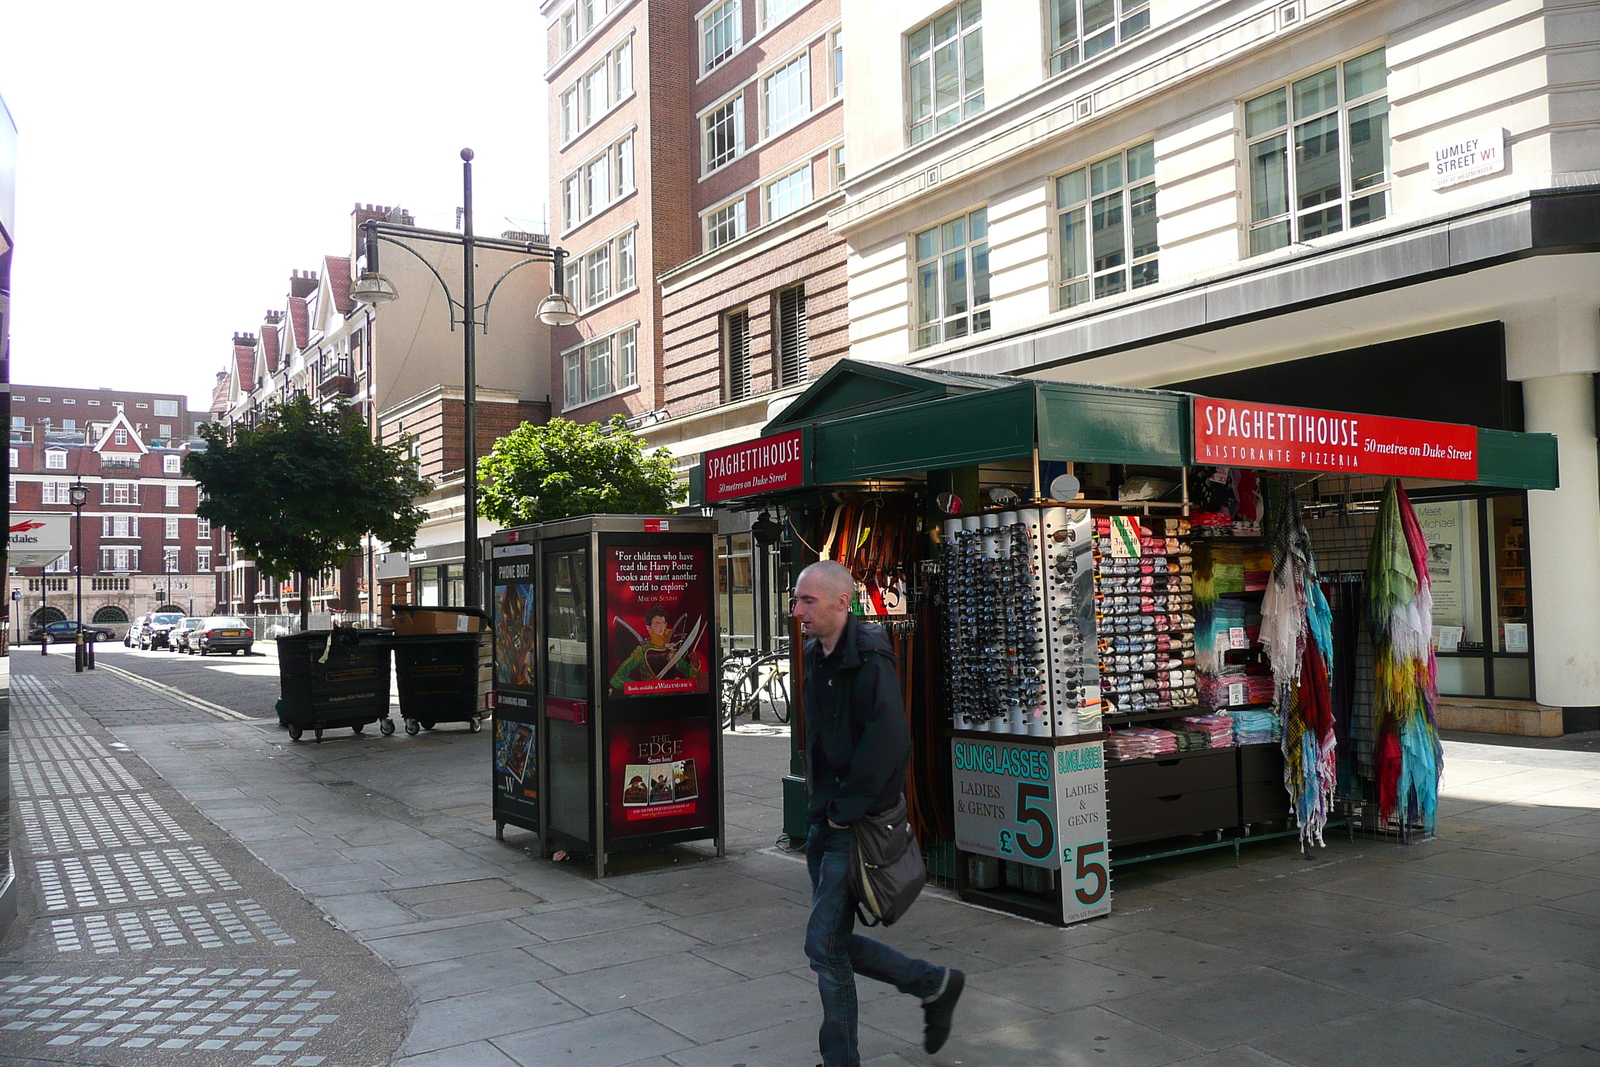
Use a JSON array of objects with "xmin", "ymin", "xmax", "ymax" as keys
[
  {"xmin": 1193, "ymin": 398, "xmax": 1478, "ymax": 482},
  {"xmin": 702, "ymin": 429, "xmax": 807, "ymax": 503}
]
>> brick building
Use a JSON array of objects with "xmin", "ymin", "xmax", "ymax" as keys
[
  {"xmin": 545, "ymin": 0, "xmax": 848, "ymax": 648},
  {"xmin": 213, "ymin": 204, "xmax": 553, "ymax": 617},
  {"xmin": 8, "ymin": 389, "xmax": 217, "ymax": 631}
]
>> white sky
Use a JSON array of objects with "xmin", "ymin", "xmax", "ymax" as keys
[{"xmin": 2, "ymin": 0, "xmax": 549, "ymax": 412}]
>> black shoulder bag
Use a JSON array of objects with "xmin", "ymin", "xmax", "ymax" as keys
[{"xmin": 850, "ymin": 794, "xmax": 926, "ymax": 927}]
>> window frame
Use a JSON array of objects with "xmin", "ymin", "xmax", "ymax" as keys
[
  {"xmin": 166, "ymin": 517, "xmax": 181, "ymax": 541},
  {"xmin": 704, "ymin": 197, "xmax": 747, "ymax": 251},
  {"xmin": 762, "ymin": 52, "xmax": 811, "ymax": 139},
  {"xmin": 702, "ymin": 93, "xmax": 747, "ymax": 173},
  {"xmin": 764, "ymin": 164, "xmax": 814, "ymax": 222},
  {"xmin": 913, "ymin": 206, "xmax": 992, "ymax": 349},
  {"xmin": 162, "ymin": 454, "xmax": 181, "ymax": 473},
  {"xmin": 1054, "ymin": 139, "xmax": 1159, "ymax": 310},
  {"xmin": 1244, "ymin": 47, "xmax": 1391, "ymax": 256},
  {"xmin": 45, "ymin": 449, "xmax": 66, "ymax": 470},
  {"xmin": 1046, "ymin": 0, "xmax": 1150, "ymax": 76},
  {"xmin": 906, "ymin": 0, "xmax": 985, "ymax": 145},
  {"xmin": 700, "ymin": 0, "xmax": 742, "ymax": 74},
  {"xmin": 724, "ymin": 308, "xmax": 753, "ymax": 402},
  {"xmin": 560, "ymin": 324, "xmax": 642, "ymax": 411}
]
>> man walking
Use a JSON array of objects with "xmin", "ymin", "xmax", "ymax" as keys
[{"xmin": 791, "ymin": 560, "xmax": 963, "ymax": 1067}]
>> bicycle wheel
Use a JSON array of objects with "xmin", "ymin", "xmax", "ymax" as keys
[{"xmin": 763, "ymin": 666, "xmax": 792, "ymax": 724}]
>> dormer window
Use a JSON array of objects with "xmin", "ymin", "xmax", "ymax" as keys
[{"xmin": 115, "ymin": 429, "xmax": 128, "ymax": 445}]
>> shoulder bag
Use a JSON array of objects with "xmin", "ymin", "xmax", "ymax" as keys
[{"xmin": 850, "ymin": 794, "xmax": 926, "ymax": 927}]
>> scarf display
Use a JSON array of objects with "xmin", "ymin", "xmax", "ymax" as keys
[
  {"xmin": 1366, "ymin": 480, "xmax": 1444, "ymax": 833},
  {"xmin": 1260, "ymin": 479, "xmax": 1338, "ymax": 847}
]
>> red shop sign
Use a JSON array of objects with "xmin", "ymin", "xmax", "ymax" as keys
[
  {"xmin": 1193, "ymin": 398, "xmax": 1479, "ymax": 481},
  {"xmin": 702, "ymin": 428, "xmax": 807, "ymax": 502}
]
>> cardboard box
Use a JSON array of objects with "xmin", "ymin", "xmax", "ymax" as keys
[{"xmin": 391, "ymin": 607, "xmax": 483, "ymax": 635}]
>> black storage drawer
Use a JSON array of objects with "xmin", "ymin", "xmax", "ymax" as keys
[
  {"xmin": 1109, "ymin": 748, "xmax": 1237, "ymax": 795},
  {"xmin": 1241, "ymin": 778, "xmax": 1290, "ymax": 825},
  {"xmin": 1108, "ymin": 785, "xmax": 1239, "ymax": 847},
  {"xmin": 1238, "ymin": 743, "xmax": 1284, "ymax": 786}
]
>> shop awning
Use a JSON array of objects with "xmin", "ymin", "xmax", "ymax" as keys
[{"xmin": 689, "ymin": 361, "xmax": 1558, "ymax": 504}]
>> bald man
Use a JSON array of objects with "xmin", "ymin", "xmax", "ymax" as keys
[{"xmin": 792, "ymin": 560, "xmax": 963, "ymax": 1067}]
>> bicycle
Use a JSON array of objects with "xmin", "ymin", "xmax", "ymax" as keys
[{"xmin": 725, "ymin": 646, "xmax": 792, "ymax": 729}]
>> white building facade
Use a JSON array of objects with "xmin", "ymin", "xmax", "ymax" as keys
[{"xmin": 823, "ymin": 0, "xmax": 1600, "ymax": 726}]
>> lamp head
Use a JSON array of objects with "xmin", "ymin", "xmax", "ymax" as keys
[
  {"xmin": 536, "ymin": 292, "xmax": 580, "ymax": 327},
  {"xmin": 351, "ymin": 270, "xmax": 398, "ymax": 306},
  {"xmin": 68, "ymin": 483, "xmax": 90, "ymax": 507}
]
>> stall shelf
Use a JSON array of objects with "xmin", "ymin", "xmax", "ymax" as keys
[{"xmin": 690, "ymin": 359, "xmax": 1561, "ymax": 925}]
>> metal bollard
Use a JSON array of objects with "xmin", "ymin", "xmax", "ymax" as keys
[
  {"xmin": 41, "ymin": 636, "xmax": 48, "ymax": 655},
  {"xmin": 75, "ymin": 635, "xmax": 84, "ymax": 673},
  {"xmin": 86, "ymin": 638, "xmax": 96, "ymax": 670}
]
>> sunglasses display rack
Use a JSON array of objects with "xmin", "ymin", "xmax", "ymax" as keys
[
  {"xmin": 1093, "ymin": 516, "xmax": 1200, "ymax": 725},
  {"xmin": 942, "ymin": 508, "xmax": 1097, "ymax": 736}
]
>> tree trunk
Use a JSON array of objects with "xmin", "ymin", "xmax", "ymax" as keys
[{"xmin": 298, "ymin": 569, "xmax": 311, "ymax": 633}]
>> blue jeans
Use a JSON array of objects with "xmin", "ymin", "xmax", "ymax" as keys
[{"xmin": 806, "ymin": 822, "xmax": 943, "ymax": 1067}]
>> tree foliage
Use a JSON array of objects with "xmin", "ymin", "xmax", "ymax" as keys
[
  {"xmin": 477, "ymin": 415, "xmax": 682, "ymax": 526},
  {"xmin": 187, "ymin": 397, "xmax": 431, "ymax": 627}
]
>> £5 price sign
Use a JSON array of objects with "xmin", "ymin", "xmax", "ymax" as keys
[{"xmin": 951, "ymin": 737, "xmax": 1111, "ymax": 922}]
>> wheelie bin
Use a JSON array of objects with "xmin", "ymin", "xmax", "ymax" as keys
[
  {"xmin": 392, "ymin": 629, "xmax": 493, "ymax": 734},
  {"xmin": 276, "ymin": 627, "xmax": 396, "ymax": 742}
]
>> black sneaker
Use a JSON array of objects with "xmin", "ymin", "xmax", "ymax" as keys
[{"xmin": 922, "ymin": 968, "xmax": 965, "ymax": 1053}]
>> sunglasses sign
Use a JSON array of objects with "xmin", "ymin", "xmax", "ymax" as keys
[
  {"xmin": 1193, "ymin": 398, "xmax": 1478, "ymax": 482},
  {"xmin": 702, "ymin": 428, "xmax": 807, "ymax": 502}
]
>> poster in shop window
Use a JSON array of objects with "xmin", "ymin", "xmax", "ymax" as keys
[
  {"xmin": 608, "ymin": 717, "xmax": 715, "ymax": 836},
  {"xmin": 1413, "ymin": 502, "xmax": 1465, "ymax": 629},
  {"xmin": 603, "ymin": 545, "xmax": 712, "ymax": 697}
]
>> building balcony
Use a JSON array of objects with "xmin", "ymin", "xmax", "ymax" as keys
[
  {"xmin": 99, "ymin": 455, "xmax": 141, "ymax": 472},
  {"xmin": 318, "ymin": 373, "xmax": 356, "ymax": 399},
  {"xmin": 10, "ymin": 426, "xmax": 33, "ymax": 444}
]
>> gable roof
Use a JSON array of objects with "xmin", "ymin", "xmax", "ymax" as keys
[
  {"xmin": 232, "ymin": 340, "xmax": 256, "ymax": 397},
  {"xmin": 262, "ymin": 324, "xmax": 281, "ymax": 375},
  {"xmin": 288, "ymin": 296, "xmax": 311, "ymax": 350},
  {"xmin": 324, "ymin": 255, "xmax": 353, "ymax": 315},
  {"xmin": 92, "ymin": 407, "xmax": 148, "ymax": 454}
]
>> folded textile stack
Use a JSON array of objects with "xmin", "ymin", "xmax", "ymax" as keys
[
  {"xmin": 1242, "ymin": 546, "xmax": 1273, "ymax": 591},
  {"xmin": 1198, "ymin": 599, "xmax": 1261, "ymax": 673},
  {"xmin": 1174, "ymin": 713, "xmax": 1235, "ymax": 748},
  {"xmin": 1199, "ymin": 671, "xmax": 1275, "ymax": 710},
  {"xmin": 1106, "ymin": 727, "xmax": 1179, "ymax": 762},
  {"xmin": 1230, "ymin": 709, "xmax": 1280, "ymax": 745}
]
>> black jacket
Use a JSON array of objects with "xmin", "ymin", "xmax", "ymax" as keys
[{"xmin": 804, "ymin": 614, "xmax": 909, "ymax": 827}]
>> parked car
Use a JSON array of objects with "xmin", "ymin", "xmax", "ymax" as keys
[
  {"xmin": 126, "ymin": 614, "xmax": 151, "ymax": 647},
  {"xmin": 194, "ymin": 617, "xmax": 255, "ymax": 656},
  {"xmin": 139, "ymin": 612, "xmax": 187, "ymax": 650},
  {"xmin": 28, "ymin": 619, "xmax": 116, "ymax": 644},
  {"xmin": 171, "ymin": 617, "xmax": 205, "ymax": 653}
]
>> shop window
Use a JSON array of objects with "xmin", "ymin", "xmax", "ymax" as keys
[
  {"xmin": 1047, "ymin": 0, "xmax": 1150, "ymax": 74},
  {"xmin": 703, "ymin": 94, "xmax": 745, "ymax": 172},
  {"xmin": 1057, "ymin": 140, "xmax": 1158, "ymax": 309},
  {"xmin": 907, "ymin": 1, "xmax": 983, "ymax": 145},
  {"xmin": 725, "ymin": 309, "xmax": 753, "ymax": 402},
  {"xmin": 701, "ymin": 0, "xmax": 741, "ymax": 73},
  {"xmin": 1245, "ymin": 47, "xmax": 1390, "ymax": 255},
  {"xmin": 1415, "ymin": 493, "xmax": 1532, "ymax": 700},
  {"xmin": 776, "ymin": 286, "xmax": 808, "ymax": 387},
  {"xmin": 914, "ymin": 207, "xmax": 991, "ymax": 348},
  {"xmin": 717, "ymin": 532, "xmax": 758, "ymax": 650}
]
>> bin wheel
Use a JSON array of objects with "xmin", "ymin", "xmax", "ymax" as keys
[
  {"xmin": 352, "ymin": 723, "xmax": 364, "ymax": 734},
  {"xmin": 288, "ymin": 724, "xmax": 303, "ymax": 741},
  {"xmin": 315, "ymin": 729, "xmax": 323, "ymax": 742},
  {"xmin": 405, "ymin": 719, "xmax": 420, "ymax": 736},
  {"xmin": 469, "ymin": 717, "xmax": 483, "ymax": 733},
  {"xmin": 422, "ymin": 722, "xmax": 435, "ymax": 731},
  {"xmin": 380, "ymin": 718, "xmax": 395, "ymax": 736}
]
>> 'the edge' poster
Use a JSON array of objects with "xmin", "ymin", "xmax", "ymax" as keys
[
  {"xmin": 608, "ymin": 717, "xmax": 714, "ymax": 837},
  {"xmin": 603, "ymin": 545, "xmax": 711, "ymax": 697}
]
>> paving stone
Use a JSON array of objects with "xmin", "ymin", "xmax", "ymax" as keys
[
  {"xmin": 541, "ymin": 952, "xmax": 745, "ymax": 1014},
  {"xmin": 1106, "ymin": 965, "xmax": 1376, "ymax": 1051},
  {"xmin": 399, "ymin": 980, "xmax": 585, "ymax": 1055},
  {"xmin": 1427, "ymin": 960, "xmax": 1600, "ymax": 1046},
  {"xmin": 1252, "ymin": 998, "xmax": 1556, "ymax": 1067},
  {"xmin": 491, "ymin": 1008, "xmax": 695, "ymax": 1067}
]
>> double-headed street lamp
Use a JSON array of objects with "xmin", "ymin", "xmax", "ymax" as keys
[
  {"xmin": 352, "ymin": 148, "xmax": 577, "ymax": 610},
  {"xmin": 69, "ymin": 482, "xmax": 90, "ymax": 672}
]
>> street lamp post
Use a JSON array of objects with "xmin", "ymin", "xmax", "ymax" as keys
[
  {"xmin": 69, "ymin": 483, "xmax": 90, "ymax": 672},
  {"xmin": 351, "ymin": 149, "xmax": 577, "ymax": 610}
]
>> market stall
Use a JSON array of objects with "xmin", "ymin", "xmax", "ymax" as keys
[{"xmin": 692, "ymin": 360, "xmax": 1558, "ymax": 925}]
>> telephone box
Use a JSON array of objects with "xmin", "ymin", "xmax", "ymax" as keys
[{"xmin": 490, "ymin": 515, "xmax": 723, "ymax": 877}]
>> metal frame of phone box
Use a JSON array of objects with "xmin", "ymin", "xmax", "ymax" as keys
[{"xmin": 489, "ymin": 514, "xmax": 724, "ymax": 878}]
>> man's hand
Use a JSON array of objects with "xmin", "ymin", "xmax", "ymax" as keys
[{"xmin": 829, "ymin": 820, "xmax": 848, "ymax": 829}]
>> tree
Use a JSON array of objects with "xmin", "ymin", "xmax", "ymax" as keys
[
  {"xmin": 477, "ymin": 415, "xmax": 682, "ymax": 527},
  {"xmin": 187, "ymin": 397, "xmax": 432, "ymax": 630}
]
